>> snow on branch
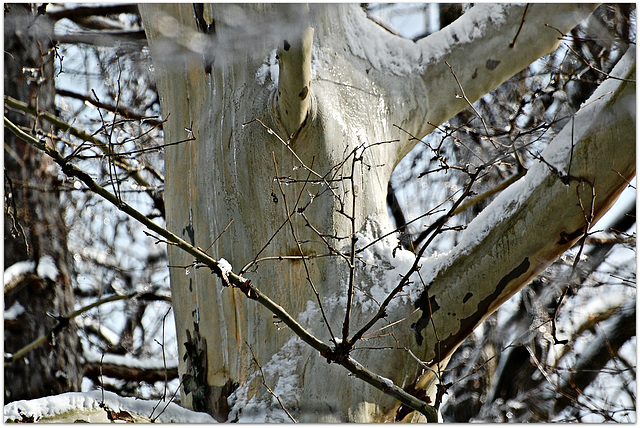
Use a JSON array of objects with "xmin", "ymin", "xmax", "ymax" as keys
[
  {"xmin": 408, "ymin": 3, "xmax": 598, "ymax": 137},
  {"xmin": 337, "ymin": 3, "xmax": 600, "ymax": 164},
  {"xmin": 4, "ymin": 256, "xmax": 58, "ymax": 296},
  {"xmin": 412, "ymin": 47, "xmax": 635, "ymax": 387}
]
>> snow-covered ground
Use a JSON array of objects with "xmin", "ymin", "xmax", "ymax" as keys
[{"xmin": 3, "ymin": 390, "xmax": 216, "ymax": 423}]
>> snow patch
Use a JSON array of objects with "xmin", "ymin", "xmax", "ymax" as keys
[
  {"xmin": 228, "ymin": 336, "xmax": 306, "ymax": 422},
  {"xmin": 36, "ymin": 255, "xmax": 59, "ymax": 281},
  {"xmin": 4, "ymin": 260, "xmax": 36, "ymax": 286},
  {"xmin": 3, "ymin": 390, "xmax": 216, "ymax": 423},
  {"xmin": 217, "ymin": 258, "xmax": 233, "ymax": 276},
  {"xmin": 341, "ymin": 5, "xmax": 422, "ymax": 75},
  {"xmin": 255, "ymin": 49, "xmax": 278, "ymax": 87},
  {"xmin": 297, "ymin": 299, "xmax": 321, "ymax": 327},
  {"xmin": 4, "ymin": 301, "xmax": 25, "ymax": 320},
  {"xmin": 341, "ymin": 4, "xmax": 510, "ymax": 75},
  {"xmin": 352, "ymin": 218, "xmax": 421, "ymax": 310},
  {"xmin": 4, "ymin": 256, "xmax": 59, "ymax": 286},
  {"xmin": 379, "ymin": 376, "xmax": 394, "ymax": 389}
]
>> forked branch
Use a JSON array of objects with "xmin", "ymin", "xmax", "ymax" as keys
[{"xmin": 5, "ymin": 115, "xmax": 439, "ymax": 422}]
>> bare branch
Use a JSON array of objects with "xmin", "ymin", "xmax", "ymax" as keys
[
  {"xmin": 4, "ymin": 95, "xmax": 169, "ymax": 217},
  {"xmin": 6, "ymin": 108, "xmax": 440, "ymax": 423}
]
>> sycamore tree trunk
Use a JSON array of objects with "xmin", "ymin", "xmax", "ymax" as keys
[{"xmin": 140, "ymin": 4, "xmax": 634, "ymax": 422}]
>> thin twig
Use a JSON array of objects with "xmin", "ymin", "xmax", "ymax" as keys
[
  {"xmin": 349, "ymin": 166, "xmax": 483, "ymax": 347},
  {"xmin": 272, "ymin": 153, "xmax": 337, "ymax": 343},
  {"xmin": 444, "ymin": 61, "xmax": 494, "ymax": 151},
  {"xmin": 92, "ymin": 88, "xmax": 123, "ymax": 208},
  {"xmin": 300, "ymin": 212, "xmax": 352, "ymax": 263},
  {"xmin": 4, "ymin": 95, "xmax": 171, "ymax": 217},
  {"xmin": 509, "ymin": 4, "xmax": 529, "ymax": 48},
  {"xmin": 150, "ymin": 378, "xmax": 185, "ymax": 422},
  {"xmin": 551, "ymin": 181, "xmax": 596, "ymax": 345},
  {"xmin": 6, "ymin": 116, "xmax": 439, "ymax": 420},
  {"xmin": 247, "ymin": 342, "xmax": 297, "ymax": 423},
  {"xmin": 203, "ymin": 219, "xmax": 234, "ymax": 254},
  {"xmin": 563, "ymin": 38, "xmax": 636, "ymax": 83},
  {"xmin": 342, "ymin": 144, "xmax": 362, "ymax": 342},
  {"xmin": 56, "ymin": 88, "xmax": 162, "ymax": 126},
  {"xmin": 452, "ymin": 167, "xmax": 526, "ymax": 215}
]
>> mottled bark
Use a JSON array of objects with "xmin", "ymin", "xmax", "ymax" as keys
[{"xmin": 4, "ymin": 3, "xmax": 82, "ymax": 402}]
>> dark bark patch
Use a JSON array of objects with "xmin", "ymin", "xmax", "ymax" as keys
[
  {"xmin": 283, "ymin": 40, "xmax": 290, "ymax": 51},
  {"xmin": 183, "ymin": 326, "xmax": 209, "ymax": 413},
  {"xmin": 298, "ymin": 85, "xmax": 308, "ymax": 100},
  {"xmin": 558, "ymin": 227, "xmax": 584, "ymax": 245},
  {"xmin": 463, "ymin": 292, "xmax": 473, "ymax": 303},
  {"xmin": 429, "ymin": 257, "xmax": 531, "ymax": 364},
  {"xmin": 486, "ymin": 59, "xmax": 500, "ymax": 70},
  {"xmin": 411, "ymin": 292, "xmax": 440, "ymax": 346}
]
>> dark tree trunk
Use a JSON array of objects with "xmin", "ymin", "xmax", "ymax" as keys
[{"xmin": 4, "ymin": 3, "xmax": 82, "ymax": 402}]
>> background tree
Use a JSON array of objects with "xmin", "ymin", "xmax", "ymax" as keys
[
  {"xmin": 4, "ymin": 3, "xmax": 176, "ymax": 403},
  {"xmin": 4, "ymin": 3, "xmax": 83, "ymax": 401}
]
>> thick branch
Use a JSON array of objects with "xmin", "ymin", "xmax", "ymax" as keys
[
  {"xmin": 54, "ymin": 30, "xmax": 147, "ymax": 47},
  {"xmin": 342, "ymin": 3, "xmax": 600, "ymax": 164},
  {"xmin": 407, "ymin": 3, "xmax": 598, "ymax": 141},
  {"xmin": 84, "ymin": 361, "xmax": 179, "ymax": 384},
  {"xmin": 274, "ymin": 5, "xmax": 314, "ymax": 138},
  {"xmin": 412, "ymin": 48, "xmax": 635, "ymax": 389}
]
